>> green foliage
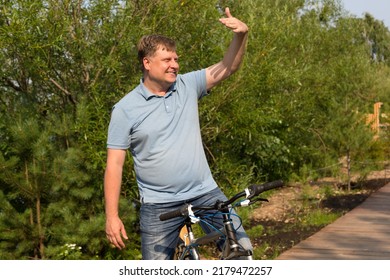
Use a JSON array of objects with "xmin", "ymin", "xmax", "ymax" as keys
[
  {"xmin": 301, "ymin": 209, "xmax": 339, "ymax": 227},
  {"xmin": 246, "ymin": 224, "xmax": 264, "ymax": 239},
  {"xmin": 0, "ymin": 0, "xmax": 389, "ymax": 259}
]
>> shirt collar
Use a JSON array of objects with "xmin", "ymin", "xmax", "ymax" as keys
[{"xmin": 139, "ymin": 78, "xmax": 177, "ymax": 100}]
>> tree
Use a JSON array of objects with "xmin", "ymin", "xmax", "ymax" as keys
[
  {"xmin": 361, "ymin": 13, "xmax": 390, "ymax": 65},
  {"xmin": 0, "ymin": 0, "xmax": 142, "ymax": 259}
]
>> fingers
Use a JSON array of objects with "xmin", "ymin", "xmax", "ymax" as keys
[
  {"xmin": 117, "ymin": 227, "xmax": 129, "ymax": 249},
  {"xmin": 106, "ymin": 232, "xmax": 121, "ymax": 249},
  {"xmin": 107, "ymin": 231, "xmax": 126, "ymax": 249},
  {"xmin": 224, "ymin": 7, "xmax": 232, "ymax": 18},
  {"xmin": 121, "ymin": 227, "xmax": 129, "ymax": 239},
  {"xmin": 219, "ymin": 7, "xmax": 248, "ymax": 34},
  {"xmin": 106, "ymin": 219, "xmax": 128, "ymax": 250}
]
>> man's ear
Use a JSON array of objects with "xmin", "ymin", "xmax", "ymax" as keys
[{"xmin": 143, "ymin": 57, "xmax": 151, "ymax": 71}]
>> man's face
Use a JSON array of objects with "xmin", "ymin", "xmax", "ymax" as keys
[{"xmin": 143, "ymin": 46, "xmax": 179, "ymax": 87}]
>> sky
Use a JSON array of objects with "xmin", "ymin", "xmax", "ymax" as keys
[{"xmin": 341, "ymin": 0, "xmax": 390, "ymax": 28}]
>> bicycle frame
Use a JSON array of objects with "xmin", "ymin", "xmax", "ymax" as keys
[{"xmin": 175, "ymin": 208, "xmax": 253, "ymax": 260}]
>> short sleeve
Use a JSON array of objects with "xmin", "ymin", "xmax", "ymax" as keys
[
  {"xmin": 107, "ymin": 106, "xmax": 131, "ymax": 149},
  {"xmin": 180, "ymin": 69, "xmax": 208, "ymax": 99}
]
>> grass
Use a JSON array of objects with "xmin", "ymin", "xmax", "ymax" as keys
[{"xmin": 301, "ymin": 209, "xmax": 340, "ymax": 227}]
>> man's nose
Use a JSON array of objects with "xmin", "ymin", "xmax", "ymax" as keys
[{"xmin": 170, "ymin": 59, "xmax": 179, "ymax": 68}]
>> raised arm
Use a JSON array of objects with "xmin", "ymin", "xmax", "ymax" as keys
[{"xmin": 206, "ymin": 7, "xmax": 249, "ymax": 90}]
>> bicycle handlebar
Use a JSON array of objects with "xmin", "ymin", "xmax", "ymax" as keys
[
  {"xmin": 247, "ymin": 179, "xmax": 284, "ymax": 199},
  {"xmin": 159, "ymin": 204, "xmax": 190, "ymax": 221},
  {"xmin": 159, "ymin": 180, "xmax": 284, "ymax": 221}
]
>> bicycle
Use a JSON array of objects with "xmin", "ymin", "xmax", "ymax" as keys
[{"xmin": 159, "ymin": 180, "xmax": 284, "ymax": 260}]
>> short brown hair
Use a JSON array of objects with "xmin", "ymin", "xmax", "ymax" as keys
[{"xmin": 137, "ymin": 35, "xmax": 176, "ymax": 71}]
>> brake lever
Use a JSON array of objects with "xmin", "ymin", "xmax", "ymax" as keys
[{"xmin": 249, "ymin": 197, "xmax": 269, "ymax": 206}]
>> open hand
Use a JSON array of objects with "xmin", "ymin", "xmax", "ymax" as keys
[
  {"xmin": 106, "ymin": 217, "xmax": 128, "ymax": 250},
  {"xmin": 219, "ymin": 7, "xmax": 249, "ymax": 34}
]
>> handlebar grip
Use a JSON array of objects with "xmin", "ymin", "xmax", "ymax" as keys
[
  {"xmin": 159, "ymin": 204, "xmax": 189, "ymax": 221},
  {"xmin": 247, "ymin": 180, "xmax": 284, "ymax": 199}
]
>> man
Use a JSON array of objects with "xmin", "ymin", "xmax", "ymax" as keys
[{"xmin": 104, "ymin": 7, "xmax": 249, "ymax": 259}]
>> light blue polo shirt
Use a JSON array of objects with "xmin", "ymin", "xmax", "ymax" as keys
[{"xmin": 107, "ymin": 69, "xmax": 218, "ymax": 203}]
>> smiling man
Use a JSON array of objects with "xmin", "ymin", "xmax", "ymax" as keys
[
  {"xmin": 104, "ymin": 7, "xmax": 249, "ymax": 260},
  {"xmin": 138, "ymin": 35, "xmax": 180, "ymax": 96}
]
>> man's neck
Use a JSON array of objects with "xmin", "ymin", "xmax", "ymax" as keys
[{"xmin": 142, "ymin": 78, "xmax": 171, "ymax": 97}]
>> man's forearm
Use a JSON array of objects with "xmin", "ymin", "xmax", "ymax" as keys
[
  {"xmin": 222, "ymin": 31, "xmax": 248, "ymax": 74},
  {"xmin": 104, "ymin": 167, "xmax": 123, "ymax": 219}
]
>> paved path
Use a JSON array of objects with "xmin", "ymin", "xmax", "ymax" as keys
[{"xmin": 277, "ymin": 182, "xmax": 390, "ymax": 260}]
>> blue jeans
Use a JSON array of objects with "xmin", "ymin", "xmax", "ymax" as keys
[{"xmin": 140, "ymin": 187, "xmax": 253, "ymax": 260}]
